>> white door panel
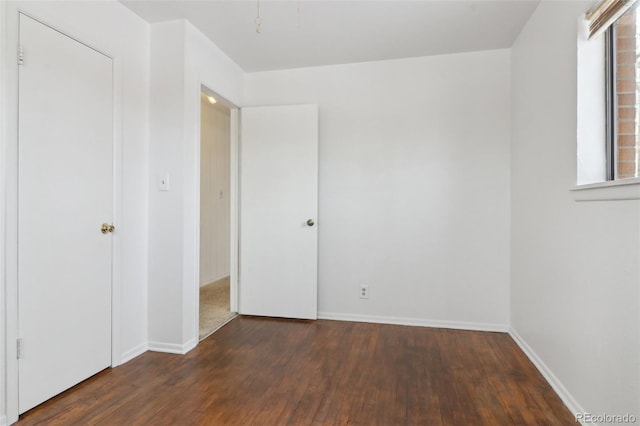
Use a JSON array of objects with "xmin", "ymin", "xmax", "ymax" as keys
[
  {"xmin": 18, "ymin": 14, "xmax": 113, "ymax": 413},
  {"xmin": 240, "ymin": 105, "xmax": 318, "ymax": 319}
]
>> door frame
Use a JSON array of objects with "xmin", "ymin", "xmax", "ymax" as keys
[
  {"xmin": 193, "ymin": 80, "xmax": 240, "ymax": 342},
  {"xmin": 1, "ymin": 10, "xmax": 123, "ymax": 423}
]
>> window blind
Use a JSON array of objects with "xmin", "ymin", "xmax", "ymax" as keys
[{"xmin": 586, "ymin": 0, "xmax": 639, "ymax": 39}]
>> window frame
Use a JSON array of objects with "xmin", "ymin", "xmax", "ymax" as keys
[
  {"xmin": 605, "ymin": 25, "xmax": 617, "ymax": 181},
  {"xmin": 573, "ymin": 0, "xmax": 640, "ymax": 198}
]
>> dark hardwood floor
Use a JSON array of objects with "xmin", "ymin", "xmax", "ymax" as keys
[{"xmin": 18, "ymin": 317, "xmax": 575, "ymax": 425}]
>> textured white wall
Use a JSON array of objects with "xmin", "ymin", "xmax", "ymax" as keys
[
  {"xmin": 148, "ymin": 20, "xmax": 186, "ymax": 352},
  {"xmin": 199, "ymin": 99, "xmax": 231, "ymax": 286},
  {"xmin": 511, "ymin": 1, "xmax": 640, "ymax": 418},
  {"xmin": 244, "ymin": 50, "xmax": 512, "ymax": 330},
  {"xmin": 148, "ymin": 20, "xmax": 243, "ymax": 351}
]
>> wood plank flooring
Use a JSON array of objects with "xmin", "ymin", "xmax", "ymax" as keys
[{"xmin": 18, "ymin": 317, "xmax": 575, "ymax": 425}]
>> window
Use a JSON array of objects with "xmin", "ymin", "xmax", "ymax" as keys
[
  {"xmin": 574, "ymin": 0, "xmax": 640, "ymax": 197},
  {"xmin": 605, "ymin": 4, "xmax": 640, "ymax": 179},
  {"xmin": 587, "ymin": 0, "xmax": 640, "ymax": 181}
]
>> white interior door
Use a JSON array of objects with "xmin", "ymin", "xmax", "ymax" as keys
[
  {"xmin": 18, "ymin": 14, "xmax": 113, "ymax": 413},
  {"xmin": 239, "ymin": 105, "xmax": 318, "ymax": 319}
]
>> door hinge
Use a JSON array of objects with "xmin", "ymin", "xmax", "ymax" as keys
[
  {"xmin": 17, "ymin": 45, "xmax": 24, "ymax": 65},
  {"xmin": 17, "ymin": 338, "xmax": 23, "ymax": 359}
]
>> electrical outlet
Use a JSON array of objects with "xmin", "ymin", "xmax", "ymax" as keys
[{"xmin": 359, "ymin": 284, "xmax": 369, "ymax": 299}]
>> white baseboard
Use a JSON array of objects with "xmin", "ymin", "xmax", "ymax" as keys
[
  {"xmin": 0, "ymin": 414, "xmax": 7, "ymax": 426},
  {"xmin": 509, "ymin": 327, "xmax": 584, "ymax": 424},
  {"xmin": 148, "ymin": 337, "xmax": 197, "ymax": 355},
  {"xmin": 119, "ymin": 342, "xmax": 148, "ymax": 365},
  {"xmin": 200, "ymin": 273, "xmax": 230, "ymax": 288},
  {"xmin": 183, "ymin": 337, "xmax": 197, "ymax": 353},
  {"xmin": 317, "ymin": 311, "xmax": 509, "ymax": 333}
]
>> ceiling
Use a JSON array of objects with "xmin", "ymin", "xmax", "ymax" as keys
[{"xmin": 121, "ymin": 0, "xmax": 540, "ymax": 72}]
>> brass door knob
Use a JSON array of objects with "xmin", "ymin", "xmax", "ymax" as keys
[
  {"xmin": 306, "ymin": 219, "xmax": 315, "ymax": 227},
  {"xmin": 101, "ymin": 223, "xmax": 115, "ymax": 234}
]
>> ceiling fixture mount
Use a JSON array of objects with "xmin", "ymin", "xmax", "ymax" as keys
[
  {"xmin": 255, "ymin": 0, "xmax": 262, "ymax": 34},
  {"xmin": 255, "ymin": 0, "xmax": 301, "ymax": 34},
  {"xmin": 207, "ymin": 96, "xmax": 217, "ymax": 104}
]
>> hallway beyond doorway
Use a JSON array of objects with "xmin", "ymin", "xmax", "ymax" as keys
[{"xmin": 199, "ymin": 277, "xmax": 235, "ymax": 340}]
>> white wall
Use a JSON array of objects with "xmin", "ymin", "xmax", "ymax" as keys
[
  {"xmin": 148, "ymin": 20, "xmax": 243, "ymax": 352},
  {"xmin": 148, "ymin": 20, "xmax": 186, "ymax": 353},
  {"xmin": 1, "ymin": 0, "xmax": 150, "ymax": 423},
  {"xmin": 0, "ymin": 2, "xmax": 6, "ymax": 424},
  {"xmin": 511, "ymin": 1, "xmax": 640, "ymax": 419},
  {"xmin": 200, "ymin": 99, "xmax": 231, "ymax": 286},
  {"xmin": 244, "ymin": 50, "xmax": 512, "ymax": 330}
]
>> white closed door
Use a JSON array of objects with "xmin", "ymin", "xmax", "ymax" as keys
[
  {"xmin": 18, "ymin": 14, "xmax": 113, "ymax": 413},
  {"xmin": 240, "ymin": 105, "xmax": 318, "ymax": 319}
]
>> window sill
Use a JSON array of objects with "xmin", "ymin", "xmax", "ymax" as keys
[{"xmin": 571, "ymin": 178, "xmax": 640, "ymax": 201}]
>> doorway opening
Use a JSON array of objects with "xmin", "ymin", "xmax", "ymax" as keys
[{"xmin": 198, "ymin": 87, "xmax": 236, "ymax": 340}]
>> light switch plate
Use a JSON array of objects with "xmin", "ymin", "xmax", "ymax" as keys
[{"xmin": 159, "ymin": 175, "xmax": 170, "ymax": 191}]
